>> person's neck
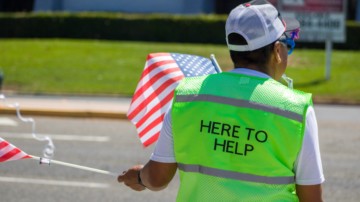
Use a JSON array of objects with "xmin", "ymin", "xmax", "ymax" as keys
[{"xmin": 235, "ymin": 65, "xmax": 271, "ymax": 77}]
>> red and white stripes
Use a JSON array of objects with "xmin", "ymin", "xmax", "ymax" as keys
[
  {"xmin": 0, "ymin": 137, "xmax": 31, "ymax": 163},
  {"xmin": 127, "ymin": 53, "xmax": 184, "ymax": 146}
]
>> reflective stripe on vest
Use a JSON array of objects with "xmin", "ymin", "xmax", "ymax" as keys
[
  {"xmin": 175, "ymin": 94, "xmax": 303, "ymax": 122},
  {"xmin": 178, "ymin": 163, "xmax": 295, "ymax": 184}
]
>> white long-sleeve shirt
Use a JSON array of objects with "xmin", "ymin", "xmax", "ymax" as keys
[{"xmin": 150, "ymin": 68, "xmax": 325, "ymax": 185}]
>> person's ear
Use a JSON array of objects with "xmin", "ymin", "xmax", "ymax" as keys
[{"xmin": 273, "ymin": 41, "xmax": 282, "ymax": 64}]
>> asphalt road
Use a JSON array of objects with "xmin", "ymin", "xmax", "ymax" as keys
[
  {"xmin": 314, "ymin": 104, "xmax": 360, "ymax": 202},
  {"xmin": 0, "ymin": 116, "xmax": 179, "ymax": 202},
  {"xmin": 1, "ymin": 104, "xmax": 359, "ymax": 202}
]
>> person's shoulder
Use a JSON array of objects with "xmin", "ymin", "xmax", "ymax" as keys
[
  {"xmin": 267, "ymin": 79, "xmax": 312, "ymax": 97},
  {"xmin": 292, "ymin": 88, "xmax": 313, "ymax": 101},
  {"xmin": 264, "ymin": 79, "xmax": 313, "ymax": 112}
]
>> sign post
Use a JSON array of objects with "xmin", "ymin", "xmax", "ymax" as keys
[
  {"xmin": 325, "ymin": 34, "xmax": 333, "ymax": 80},
  {"xmin": 270, "ymin": 0, "xmax": 347, "ymax": 80}
]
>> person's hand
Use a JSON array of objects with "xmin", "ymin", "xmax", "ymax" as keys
[{"xmin": 118, "ymin": 165, "xmax": 146, "ymax": 191}]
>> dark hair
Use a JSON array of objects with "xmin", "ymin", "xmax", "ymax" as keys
[{"xmin": 228, "ymin": 33, "xmax": 276, "ymax": 70}]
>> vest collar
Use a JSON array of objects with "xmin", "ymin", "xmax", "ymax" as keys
[{"xmin": 230, "ymin": 68, "xmax": 270, "ymax": 79}]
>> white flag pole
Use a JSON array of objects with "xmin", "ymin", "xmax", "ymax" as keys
[
  {"xmin": 210, "ymin": 54, "xmax": 222, "ymax": 73},
  {"xmin": 30, "ymin": 155, "xmax": 117, "ymax": 177}
]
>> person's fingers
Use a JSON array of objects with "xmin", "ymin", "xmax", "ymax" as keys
[
  {"xmin": 123, "ymin": 179, "xmax": 146, "ymax": 191},
  {"xmin": 126, "ymin": 184, "xmax": 146, "ymax": 191},
  {"xmin": 117, "ymin": 169, "xmax": 130, "ymax": 182},
  {"xmin": 117, "ymin": 174, "xmax": 124, "ymax": 183},
  {"xmin": 117, "ymin": 165, "xmax": 146, "ymax": 191}
]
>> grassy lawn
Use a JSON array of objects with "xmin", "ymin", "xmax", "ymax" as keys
[{"xmin": 0, "ymin": 39, "xmax": 359, "ymax": 102}]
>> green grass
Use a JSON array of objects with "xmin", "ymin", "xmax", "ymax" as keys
[
  {"xmin": 288, "ymin": 50, "xmax": 360, "ymax": 101},
  {"xmin": 0, "ymin": 39, "xmax": 359, "ymax": 102},
  {"xmin": 0, "ymin": 39, "xmax": 231, "ymax": 96}
]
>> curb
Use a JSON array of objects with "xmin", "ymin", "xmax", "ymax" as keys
[
  {"xmin": 1, "ymin": 96, "xmax": 358, "ymax": 120},
  {"xmin": 313, "ymin": 96, "xmax": 360, "ymax": 106},
  {"xmin": 0, "ymin": 108, "xmax": 128, "ymax": 120}
]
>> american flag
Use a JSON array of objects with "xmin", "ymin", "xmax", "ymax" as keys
[
  {"xmin": 127, "ymin": 53, "xmax": 221, "ymax": 147},
  {"xmin": 0, "ymin": 137, "xmax": 31, "ymax": 162}
]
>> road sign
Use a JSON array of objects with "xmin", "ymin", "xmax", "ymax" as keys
[
  {"xmin": 270, "ymin": 0, "xmax": 346, "ymax": 42},
  {"xmin": 268, "ymin": 0, "xmax": 347, "ymax": 80}
]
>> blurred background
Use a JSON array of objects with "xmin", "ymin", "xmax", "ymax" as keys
[
  {"xmin": 0, "ymin": 1, "xmax": 359, "ymax": 202},
  {"xmin": 0, "ymin": 0, "xmax": 359, "ymax": 103}
]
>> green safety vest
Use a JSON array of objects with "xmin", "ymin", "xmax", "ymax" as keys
[{"xmin": 172, "ymin": 72, "xmax": 312, "ymax": 202}]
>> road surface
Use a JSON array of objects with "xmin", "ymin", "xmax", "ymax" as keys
[{"xmin": 0, "ymin": 104, "xmax": 359, "ymax": 201}]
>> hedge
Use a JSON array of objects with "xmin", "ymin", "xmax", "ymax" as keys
[
  {"xmin": 0, "ymin": 12, "xmax": 359, "ymax": 50},
  {"xmin": 0, "ymin": 12, "xmax": 227, "ymax": 43}
]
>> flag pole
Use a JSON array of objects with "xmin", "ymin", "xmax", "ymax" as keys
[
  {"xmin": 30, "ymin": 155, "xmax": 117, "ymax": 177},
  {"xmin": 210, "ymin": 54, "xmax": 222, "ymax": 73}
]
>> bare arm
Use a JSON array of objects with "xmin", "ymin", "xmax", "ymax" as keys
[
  {"xmin": 118, "ymin": 160, "xmax": 177, "ymax": 191},
  {"xmin": 296, "ymin": 184, "xmax": 323, "ymax": 202}
]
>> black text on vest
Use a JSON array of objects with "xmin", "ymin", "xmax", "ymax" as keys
[{"xmin": 199, "ymin": 120, "xmax": 268, "ymax": 157}]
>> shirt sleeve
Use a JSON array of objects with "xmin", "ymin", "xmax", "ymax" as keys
[
  {"xmin": 150, "ymin": 108, "xmax": 176, "ymax": 163},
  {"xmin": 294, "ymin": 106, "xmax": 325, "ymax": 185}
]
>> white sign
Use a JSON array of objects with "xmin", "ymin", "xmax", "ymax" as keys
[
  {"xmin": 270, "ymin": 0, "xmax": 346, "ymax": 42},
  {"xmin": 282, "ymin": 12, "xmax": 346, "ymax": 42},
  {"xmin": 282, "ymin": 0, "xmax": 304, "ymax": 6}
]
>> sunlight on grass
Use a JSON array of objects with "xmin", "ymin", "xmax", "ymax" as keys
[{"xmin": 0, "ymin": 39, "xmax": 359, "ymax": 101}]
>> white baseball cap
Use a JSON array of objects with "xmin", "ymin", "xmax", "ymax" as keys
[{"xmin": 226, "ymin": 0, "xmax": 300, "ymax": 52}]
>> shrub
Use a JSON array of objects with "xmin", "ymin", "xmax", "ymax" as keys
[{"xmin": 0, "ymin": 12, "xmax": 359, "ymax": 49}]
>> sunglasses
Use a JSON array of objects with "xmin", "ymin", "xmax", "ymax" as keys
[
  {"xmin": 278, "ymin": 29, "xmax": 299, "ymax": 55},
  {"xmin": 278, "ymin": 36, "xmax": 295, "ymax": 55}
]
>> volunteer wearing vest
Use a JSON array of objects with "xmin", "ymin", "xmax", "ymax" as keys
[{"xmin": 118, "ymin": 0, "xmax": 325, "ymax": 201}]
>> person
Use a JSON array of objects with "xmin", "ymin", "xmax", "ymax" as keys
[{"xmin": 118, "ymin": 0, "xmax": 325, "ymax": 201}]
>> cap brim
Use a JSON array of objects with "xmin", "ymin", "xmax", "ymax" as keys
[{"xmin": 283, "ymin": 17, "xmax": 300, "ymax": 32}]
